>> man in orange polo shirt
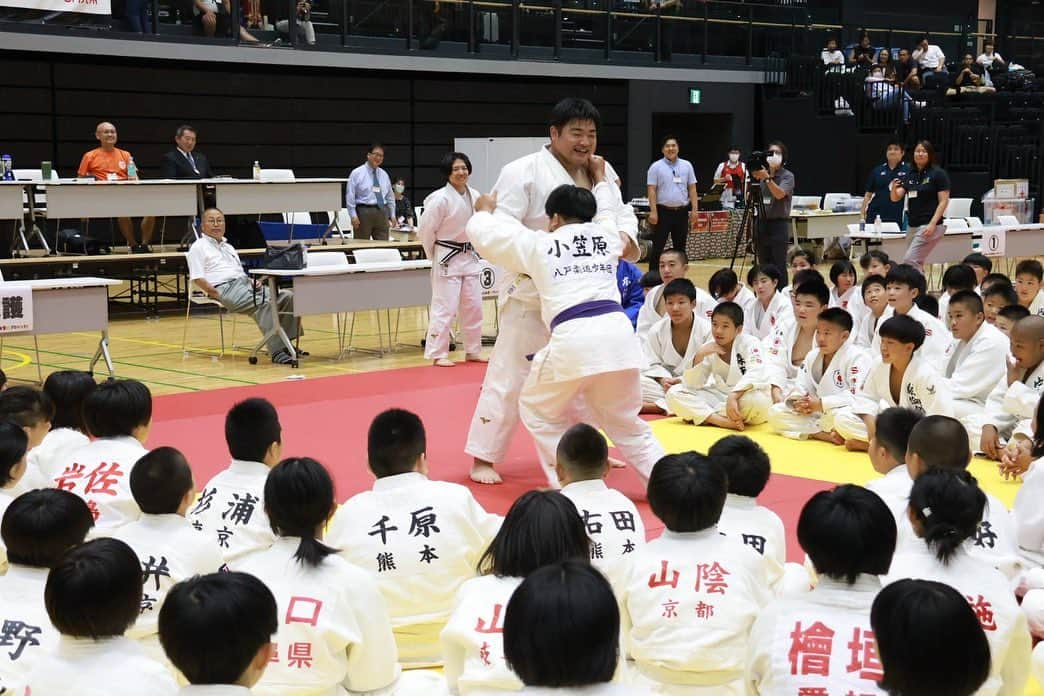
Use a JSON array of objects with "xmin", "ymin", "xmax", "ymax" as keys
[{"xmin": 77, "ymin": 121, "xmax": 155, "ymax": 253}]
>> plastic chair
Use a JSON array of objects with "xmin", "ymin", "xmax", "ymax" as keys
[
  {"xmin": 822, "ymin": 193, "xmax": 851, "ymax": 211},
  {"xmin": 943, "ymin": 218, "xmax": 969, "ymax": 229},
  {"xmin": 182, "ymin": 283, "xmax": 237, "ymax": 358},
  {"xmin": 945, "ymin": 198, "xmax": 973, "ymax": 218}
]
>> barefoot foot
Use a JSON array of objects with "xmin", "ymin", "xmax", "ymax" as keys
[
  {"xmin": 433, "ymin": 358, "xmax": 455, "ymax": 367},
  {"xmin": 465, "ymin": 353, "xmax": 489, "ymax": 363},
  {"xmin": 844, "ymin": 438, "xmax": 869, "ymax": 452},
  {"xmin": 470, "ymin": 461, "xmax": 503, "ymax": 484}
]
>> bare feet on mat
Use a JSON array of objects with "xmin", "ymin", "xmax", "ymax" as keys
[
  {"xmin": 608, "ymin": 456, "xmax": 627, "ymax": 469},
  {"xmin": 844, "ymin": 438, "xmax": 869, "ymax": 452},
  {"xmin": 811, "ymin": 430, "xmax": 845, "ymax": 446},
  {"xmin": 640, "ymin": 404, "xmax": 667, "ymax": 415},
  {"xmin": 433, "ymin": 358, "xmax": 455, "ymax": 367},
  {"xmin": 470, "ymin": 460, "xmax": 503, "ymax": 484},
  {"xmin": 465, "ymin": 353, "xmax": 488, "ymax": 363}
]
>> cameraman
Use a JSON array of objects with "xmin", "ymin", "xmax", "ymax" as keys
[
  {"xmin": 750, "ymin": 141, "xmax": 795, "ymax": 286},
  {"xmin": 276, "ymin": 0, "xmax": 316, "ymax": 44}
]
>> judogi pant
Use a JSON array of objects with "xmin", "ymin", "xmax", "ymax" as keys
[
  {"xmin": 465, "ymin": 300, "xmax": 549, "ymax": 463},
  {"xmin": 520, "ymin": 367, "xmax": 665, "ymax": 487},
  {"xmin": 424, "ymin": 271, "xmax": 483, "ymax": 360},
  {"xmin": 902, "ymin": 223, "xmax": 946, "ymax": 272},
  {"xmin": 356, "ymin": 204, "xmax": 390, "ymax": 241},
  {"xmin": 767, "ymin": 402, "xmax": 862, "ymax": 440},
  {"xmin": 964, "ymin": 414, "xmax": 1029, "ymax": 455},
  {"xmin": 216, "ymin": 276, "xmax": 298, "ymax": 356},
  {"xmin": 665, "ymin": 385, "xmax": 772, "ymax": 426},
  {"xmin": 832, "ymin": 409, "xmax": 871, "ymax": 443},
  {"xmin": 640, "ymin": 375, "xmax": 670, "ymax": 412}
]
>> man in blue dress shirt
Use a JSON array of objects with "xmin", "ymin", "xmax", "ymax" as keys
[
  {"xmin": 346, "ymin": 143, "xmax": 396, "ymax": 240},
  {"xmin": 645, "ymin": 135, "xmax": 698, "ymax": 269}
]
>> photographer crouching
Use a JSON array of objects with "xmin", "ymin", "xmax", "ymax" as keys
[{"xmin": 749, "ymin": 141, "xmax": 795, "ymax": 287}]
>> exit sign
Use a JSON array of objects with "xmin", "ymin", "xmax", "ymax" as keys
[{"xmin": 689, "ymin": 88, "xmax": 702, "ymax": 104}]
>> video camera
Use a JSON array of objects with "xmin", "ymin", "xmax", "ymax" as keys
[{"xmin": 745, "ymin": 150, "xmax": 769, "ymax": 174}]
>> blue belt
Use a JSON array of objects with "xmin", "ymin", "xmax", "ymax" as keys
[{"xmin": 549, "ymin": 299, "xmax": 626, "ymax": 332}]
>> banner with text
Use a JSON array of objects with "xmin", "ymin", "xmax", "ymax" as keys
[
  {"xmin": 0, "ymin": 0, "xmax": 110, "ymax": 15},
  {"xmin": 0, "ymin": 285, "xmax": 34, "ymax": 334}
]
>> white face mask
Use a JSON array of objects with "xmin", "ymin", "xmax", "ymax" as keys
[
  {"xmin": 767, "ymin": 154, "xmax": 782, "ymax": 167},
  {"xmin": 728, "ymin": 154, "xmax": 740, "ymax": 163},
  {"xmin": 393, "ymin": 184, "xmax": 405, "ymax": 194}
]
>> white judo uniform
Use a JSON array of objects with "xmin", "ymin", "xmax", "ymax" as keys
[
  {"xmin": 466, "ymin": 182, "xmax": 665, "ymax": 483},
  {"xmin": 745, "ymin": 574, "xmax": 886, "ymax": 696},
  {"xmin": 829, "ymin": 284, "xmax": 867, "ymax": 323},
  {"xmin": 325, "ymin": 472, "xmax": 501, "ymax": 665},
  {"xmin": 640, "ymin": 311, "xmax": 713, "ymax": 413},
  {"xmin": 620, "ymin": 528, "xmax": 771, "ymax": 694},
  {"xmin": 865, "ymin": 465, "xmax": 913, "ymax": 525},
  {"xmin": 966, "ymin": 362, "xmax": 1044, "ymax": 453},
  {"xmin": 767, "ymin": 338, "xmax": 873, "ymax": 440},
  {"xmin": 870, "ymin": 305, "xmax": 950, "ymax": 361},
  {"xmin": 742, "ymin": 291, "xmax": 794, "ymax": 341},
  {"xmin": 234, "ymin": 537, "xmax": 402, "ymax": 696},
  {"xmin": 942, "ymin": 320, "xmax": 1009, "ymax": 424},
  {"xmin": 840, "ymin": 352, "xmax": 952, "ymax": 443},
  {"xmin": 1030, "ymin": 289, "xmax": 1044, "ymax": 318},
  {"xmin": 420, "ymin": 183, "xmax": 483, "ymax": 360},
  {"xmin": 111, "ymin": 512, "xmax": 224, "ymax": 660},
  {"xmin": 561, "ymin": 479, "xmax": 647, "ymax": 591},
  {"xmin": 440, "ymin": 574, "xmax": 525, "ymax": 695},
  {"xmin": 637, "ymin": 284, "xmax": 717, "ymax": 337},
  {"xmin": 52, "ymin": 435, "xmax": 146, "ymax": 533},
  {"xmin": 27, "ymin": 427, "xmax": 88, "ymax": 484},
  {"xmin": 0, "ymin": 564, "xmax": 55, "ymax": 696},
  {"xmin": 725, "ymin": 285, "xmax": 756, "ymax": 314},
  {"xmin": 463, "ymin": 147, "xmax": 634, "ymax": 466},
  {"xmin": 187, "ymin": 459, "xmax": 276, "ymax": 563},
  {"xmin": 884, "ymin": 545, "xmax": 1031, "ymax": 696},
  {"xmin": 763, "ymin": 321, "xmax": 815, "ymax": 393},
  {"xmin": 717, "ymin": 493, "xmax": 786, "ymax": 591},
  {"xmin": 1015, "ymin": 457, "xmax": 1044, "ymax": 568},
  {"xmin": 664, "ymin": 333, "xmax": 772, "ymax": 426},
  {"xmin": 852, "ymin": 308, "xmax": 887, "ymax": 349},
  {"xmin": 27, "ymin": 635, "xmax": 178, "ymax": 696},
  {"xmin": 0, "ymin": 487, "xmax": 14, "ymax": 572}
]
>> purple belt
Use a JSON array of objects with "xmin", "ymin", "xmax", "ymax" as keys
[{"xmin": 549, "ymin": 299, "xmax": 626, "ymax": 332}]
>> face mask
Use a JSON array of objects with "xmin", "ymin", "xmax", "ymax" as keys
[
  {"xmin": 394, "ymin": 184, "xmax": 405, "ymax": 194},
  {"xmin": 728, "ymin": 154, "xmax": 739, "ymax": 163},
  {"xmin": 767, "ymin": 154, "xmax": 782, "ymax": 167}
]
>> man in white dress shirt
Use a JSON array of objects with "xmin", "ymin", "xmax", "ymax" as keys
[
  {"xmin": 187, "ymin": 208, "xmax": 299, "ymax": 365},
  {"xmin": 159, "ymin": 572, "xmax": 278, "ymax": 696}
]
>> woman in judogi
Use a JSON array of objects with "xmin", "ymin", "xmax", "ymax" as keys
[
  {"xmin": 419, "ymin": 152, "xmax": 485, "ymax": 367},
  {"xmin": 828, "ymin": 260, "xmax": 867, "ymax": 325},
  {"xmin": 440, "ymin": 490, "xmax": 589, "ymax": 694},
  {"xmin": 743, "ymin": 264, "xmax": 794, "ymax": 341}
]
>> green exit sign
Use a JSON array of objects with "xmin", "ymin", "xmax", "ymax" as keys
[{"xmin": 689, "ymin": 88, "xmax": 702, "ymax": 104}]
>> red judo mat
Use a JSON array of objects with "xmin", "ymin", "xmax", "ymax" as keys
[{"xmin": 148, "ymin": 365, "xmax": 829, "ymax": 562}]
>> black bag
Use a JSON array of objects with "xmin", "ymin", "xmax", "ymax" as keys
[
  {"xmin": 57, "ymin": 229, "xmax": 110, "ymax": 255},
  {"xmin": 263, "ymin": 243, "xmax": 306, "ymax": 270}
]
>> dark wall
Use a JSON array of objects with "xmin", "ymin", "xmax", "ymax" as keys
[{"xmin": 0, "ymin": 53, "xmax": 627, "ymax": 206}]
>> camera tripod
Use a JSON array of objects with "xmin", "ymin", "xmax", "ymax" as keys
[{"xmin": 729, "ymin": 179, "xmax": 767, "ymax": 272}]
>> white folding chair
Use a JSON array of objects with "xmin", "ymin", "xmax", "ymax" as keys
[
  {"xmin": 945, "ymin": 198, "xmax": 973, "ymax": 218},
  {"xmin": 182, "ymin": 283, "xmax": 237, "ymax": 358},
  {"xmin": 346, "ymin": 248, "xmax": 405, "ymax": 355},
  {"xmin": 943, "ymin": 218, "xmax": 969, "ymax": 230},
  {"xmin": 822, "ymin": 193, "xmax": 851, "ymax": 211}
]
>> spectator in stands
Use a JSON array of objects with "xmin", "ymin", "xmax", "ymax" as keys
[
  {"xmin": 821, "ymin": 37, "xmax": 845, "ymax": 67},
  {"xmin": 187, "ymin": 208, "xmax": 300, "ymax": 365},
  {"xmin": 713, "ymin": 147, "xmax": 746, "ymax": 210},
  {"xmin": 77, "ymin": 122, "xmax": 154, "ymax": 254},
  {"xmin": 646, "ymin": 135, "xmax": 698, "ymax": 270},
  {"xmin": 275, "ymin": 0, "xmax": 316, "ymax": 45},
  {"xmin": 193, "ymin": 0, "xmax": 231, "ymax": 36},
  {"xmin": 875, "ymin": 48, "xmax": 897, "ymax": 81},
  {"xmin": 889, "ymin": 140, "xmax": 950, "ymax": 272},
  {"xmin": 977, "ymin": 40, "xmax": 1005, "ymax": 71},
  {"xmin": 750, "ymin": 141, "xmax": 795, "ymax": 282},
  {"xmin": 392, "ymin": 177, "xmax": 415, "ymax": 229},
  {"xmin": 160, "ymin": 125, "xmax": 212, "ymax": 180},
  {"xmin": 862, "ymin": 140, "xmax": 908, "ymax": 226},
  {"xmin": 895, "ymin": 47, "xmax": 922, "ymax": 89},
  {"xmin": 849, "ymin": 32, "xmax": 878, "ymax": 67},
  {"xmin": 913, "ymin": 35, "xmax": 948, "ymax": 88},
  {"xmin": 953, "ymin": 53, "xmax": 991, "ymax": 92},
  {"xmin": 346, "ymin": 144, "xmax": 395, "ymax": 241}
]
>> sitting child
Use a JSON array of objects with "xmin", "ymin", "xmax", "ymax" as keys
[
  {"xmin": 858, "ymin": 249, "xmax": 891, "ymax": 278},
  {"xmin": 0, "ymin": 421, "xmax": 29, "ymax": 571},
  {"xmin": 852, "ymin": 273, "xmax": 888, "ymax": 348},
  {"xmin": 872, "ymin": 264, "xmax": 950, "ymax": 360},
  {"xmin": 764, "ymin": 279, "xmax": 829, "ymax": 401},
  {"xmin": 864, "ymin": 407, "xmax": 922, "ymax": 525},
  {"xmin": 32, "ymin": 371, "xmax": 96, "ymax": 484},
  {"xmin": 983, "ymin": 281, "xmax": 1019, "ymax": 326},
  {"xmin": 942, "ymin": 290, "xmax": 1009, "ymax": 429},
  {"xmin": 828, "ymin": 259, "xmax": 866, "ymax": 322},
  {"xmin": 937, "ymin": 263, "xmax": 978, "ymax": 320},
  {"xmin": 326, "ymin": 408, "xmax": 500, "ymax": 665},
  {"xmin": 665, "ymin": 302, "xmax": 772, "ymax": 431},
  {"xmin": 1015, "ymin": 259, "xmax": 1044, "ymax": 317},
  {"xmin": 708, "ymin": 267, "xmax": 755, "ymax": 314},
  {"xmin": 0, "ymin": 386, "xmax": 54, "ymax": 493},
  {"xmin": 997, "ymin": 304, "xmax": 1031, "ymax": 336},
  {"xmin": 743, "ymin": 264, "xmax": 794, "ymax": 340}
]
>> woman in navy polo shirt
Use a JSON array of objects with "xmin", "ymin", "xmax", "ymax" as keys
[{"xmin": 889, "ymin": 140, "xmax": 950, "ymax": 271}]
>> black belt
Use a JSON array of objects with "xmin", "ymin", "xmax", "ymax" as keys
[
  {"xmin": 356, "ymin": 203, "xmax": 382, "ymax": 209},
  {"xmin": 657, "ymin": 204, "xmax": 691, "ymax": 211},
  {"xmin": 435, "ymin": 240, "xmax": 474, "ymax": 265}
]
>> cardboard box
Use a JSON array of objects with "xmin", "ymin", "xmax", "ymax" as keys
[
  {"xmin": 691, "ymin": 211, "xmax": 731, "ymax": 233},
  {"xmin": 994, "ymin": 179, "xmax": 1030, "ymax": 199}
]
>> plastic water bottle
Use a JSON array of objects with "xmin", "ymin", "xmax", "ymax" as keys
[
  {"xmin": 874, "ymin": 214, "xmax": 882, "ymax": 236},
  {"xmin": 252, "ymin": 161, "xmax": 261, "ymax": 180},
  {"xmin": 859, "ymin": 219, "xmax": 865, "ymax": 234},
  {"xmin": 126, "ymin": 156, "xmax": 137, "ymax": 179},
  {"xmin": 0, "ymin": 154, "xmax": 12, "ymax": 181}
]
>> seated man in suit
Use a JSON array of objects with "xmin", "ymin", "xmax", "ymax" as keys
[{"xmin": 161, "ymin": 125, "xmax": 212, "ymax": 179}]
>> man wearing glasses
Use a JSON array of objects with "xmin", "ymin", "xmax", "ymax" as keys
[
  {"xmin": 750, "ymin": 141, "xmax": 795, "ymax": 287},
  {"xmin": 346, "ymin": 143, "xmax": 396, "ymax": 240}
]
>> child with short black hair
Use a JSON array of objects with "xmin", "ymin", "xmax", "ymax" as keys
[
  {"xmin": 0, "ymin": 385, "xmax": 54, "ymax": 492},
  {"xmin": 159, "ymin": 572, "xmax": 278, "ymax": 693},
  {"xmin": 556, "ymin": 423, "xmax": 645, "ymax": 589},
  {"xmin": 53, "ymin": 378, "xmax": 152, "ymax": 532},
  {"xmin": 743, "ymin": 264, "xmax": 794, "ymax": 340},
  {"xmin": 852, "ymin": 273, "xmax": 888, "ymax": 348},
  {"xmin": 747, "ymin": 485, "xmax": 896, "ymax": 695},
  {"xmin": 236, "ymin": 457, "xmax": 404, "ymax": 694},
  {"xmin": 942, "ymin": 290, "xmax": 1009, "ymax": 429},
  {"xmin": 326, "ymin": 408, "xmax": 500, "ymax": 665},
  {"xmin": 28, "ymin": 537, "xmax": 178, "ymax": 695},
  {"xmin": 32, "ymin": 370, "xmax": 96, "ymax": 483},
  {"xmin": 640, "ymin": 269, "xmax": 661, "ymax": 296},
  {"xmin": 708, "ymin": 267, "xmax": 755, "ymax": 312},
  {"xmin": 188, "ymin": 397, "xmax": 281, "ymax": 562},
  {"xmin": 875, "ymin": 264, "xmax": 950, "ymax": 359},
  {"xmin": 828, "ymin": 260, "xmax": 865, "ymax": 321},
  {"xmin": 620, "ymin": 452, "xmax": 769, "ymax": 692},
  {"xmin": 864, "ymin": 407, "xmax": 923, "ymax": 523},
  {"xmin": 938, "ymin": 263, "xmax": 978, "ymax": 319},
  {"xmin": 963, "ymin": 252, "xmax": 993, "ymax": 287},
  {"xmin": 858, "ymin": 249, "xmax": 891, "ymax": 277},
  {"xmin": 885, "ymin": 469, "xmax": 1030, "ymax": 694},
  {"xmin": 998, "ymin": 304, "xmax": 1032, "ymax": 335},
  {"xmin": 442, "ymin": 490, "xmax": 590, "ymax": 694},
  {"xmin": 0, "ymin": 489, "xmax": 93, "ymax": 694},
  {"xmin": 984, "ymin": 281, "xmax": 1020, "ymax": 325},
  {"xmin": 844, "ymin": 315, "xmax": 952, "ymax": 451},
  {"xmin": 1016, "ymin": 259, "xmax": 1044, "ymax": 317},
  {"xmin": 0, "ymin": 420, "xmax": 30, "ymax": 572},
  {"xmin": 112, "ymin": 447, "xmax": 223, "ymax": 663},
  {"xmin": 640, "ymin": 278, "xmax": 713, "ymax": 414},
  {"xmin": 765, "ymin": 280, "xmax": 830, "ymax": 400},
  {"xmin": 708, "ymin": 435, "xmax": 785, "ymax": 589},
  {"xmin": 666, "ymin": 301, "xmax": 772, "ymax": 431}
]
